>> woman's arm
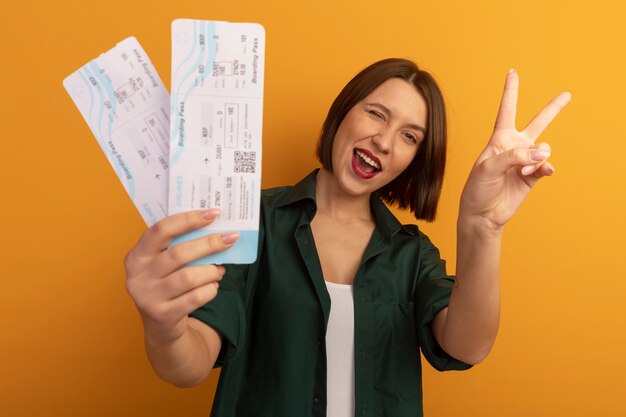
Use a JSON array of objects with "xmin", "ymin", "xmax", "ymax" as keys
[
  {"xmin": 125, "ymin": 209, "xmax": 238, "ymax": 386},
  {"xmin": 432, "ymin": 70, "xmax": 571, "ymax": 364},
  {"xmin": 432, "ymin": 220, "xmax": 502, "ymax": 365},
  {"xmin": 142, "ymin": 317, "xmax": 223, "ymax": 387}
]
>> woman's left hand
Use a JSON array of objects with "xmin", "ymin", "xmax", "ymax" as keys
[{"xmin": 459, "ymin": 69, "xmax": 571, "ymax": 231}]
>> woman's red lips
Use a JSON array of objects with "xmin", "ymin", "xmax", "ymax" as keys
[
  {"xmin": 354, "ymin": 148, "xmax": 382, "ymax": 170},
  {"xmin": 351, "ymin": 148, "xmax": 382, "ymax": 179}
]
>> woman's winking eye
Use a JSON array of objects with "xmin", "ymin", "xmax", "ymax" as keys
[
  {"xmin": 364, "ymin": 103, "xmax": 420, "ymax": 145},
  {"xmin": 365, "ymin": 105, "xmax": 385, "ymax": 121}
]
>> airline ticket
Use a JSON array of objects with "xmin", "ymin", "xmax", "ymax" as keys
[
  {"xmin": 169, "ymin": 19, "xmax": 266, "ymax": 264},
  {"xmin": 63, "ymin": 37, "xmax": 170, "ymax": 226}
]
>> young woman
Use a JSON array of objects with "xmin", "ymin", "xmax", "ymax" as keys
[{"xmin": 125, "ymin": 58, "xmax": 570, "ymax": 416}]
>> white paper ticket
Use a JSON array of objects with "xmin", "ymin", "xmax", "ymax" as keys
[
  {"xmin": 63, "ymin": 37, "xmax": 170, "ymax": 226},
  {"xmin": 169, "ymin": 19, "xmax": 265, "ymax": 264}
]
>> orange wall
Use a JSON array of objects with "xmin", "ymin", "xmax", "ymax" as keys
[{"xmin": 2, "ymin": 0, "xmax": 625, "ymax": 416}]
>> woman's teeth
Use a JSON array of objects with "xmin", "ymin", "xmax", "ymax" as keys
[{"xmin": 355, "ymin": 150, "xmax": 380, "ymax": 170}]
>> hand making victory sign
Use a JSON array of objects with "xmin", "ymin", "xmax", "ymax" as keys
[
  {"xmin": 434, "ymin": 70, "xmax": 571, "ymax": 364},
  {"xmin": 459, "ymin": 69, "xmax": 571, "ymax": 230}
]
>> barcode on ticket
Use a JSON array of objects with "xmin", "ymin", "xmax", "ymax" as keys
[{"xmin": 234, "ymin": 151, "xmax": 257, "ymax": 173}]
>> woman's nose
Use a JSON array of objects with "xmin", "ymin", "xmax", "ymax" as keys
[{"xmin": 371, "ymin": 130, "xmax": 392, "ymax": 154}]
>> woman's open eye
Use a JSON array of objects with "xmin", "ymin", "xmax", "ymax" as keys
[{"xmin": 403, "ymin": 132, "xmax": 418, "ymax": 144}]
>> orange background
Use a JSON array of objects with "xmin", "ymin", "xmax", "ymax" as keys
[{"xmin": 1, "ymin": 0, "xmax": 625, "ymax": 416}]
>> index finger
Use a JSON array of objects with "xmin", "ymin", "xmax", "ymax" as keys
[
  {"xmin": 523, "ymin": 91, "xmax": 572, "ymax": 141},
  {"xmin": 494, "ymin": 69, "xmax": 519, "ymax": 130},
  {"xmin": 136, "ymin": 209, "xmax": 221, "ymax": 256}
]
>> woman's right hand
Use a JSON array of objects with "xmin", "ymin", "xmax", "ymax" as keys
[{"xmin": 124, "ymin": 208, "xmax": 239, "ymax": 345}]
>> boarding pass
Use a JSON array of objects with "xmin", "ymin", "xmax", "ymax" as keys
[
  {"xmin": 63, "ymin": 37, "xmax": 170, "ymax": 226},
  {"xmin": 168, "ymin": 19, "xmax": 266, "ymax": 264}
]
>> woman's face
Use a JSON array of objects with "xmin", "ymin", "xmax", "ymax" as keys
[{"xmin": 331, "ymin": 77, "xmax": 428, "ymax": 197}]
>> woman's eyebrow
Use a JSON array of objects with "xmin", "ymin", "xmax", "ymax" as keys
[{"xmin": 365, "ymin": 102, "xmax": 426, "ymax": 133}]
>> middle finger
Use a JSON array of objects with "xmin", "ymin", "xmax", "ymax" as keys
[
  {"xmin": 160, "ymin": 264, "xmax": 225, "ymax": 301},
  {"xmin": 523, "ymin": 92, "xmax": 571, "ymax": 141}
]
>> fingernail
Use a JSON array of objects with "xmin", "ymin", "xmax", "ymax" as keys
[
  {"xmin": 509, "ymin": 68, "xmax": 516, "ymax": 74},
  {"xmin": 214, "ymin": 282, "xmax": 220, "ymax": 289},
  {"xmin": 563, "ymin": 91, "xmax": 572, "ymax": 103},
  {"xmin": 221, "ymin": 232, "xmax": 240, "ymax": 245},
  {"xmin": 531, "ymin": 150, "xmax": 551, "ymax": 161},
  {"xmin": 521, "ymin": 165, "xmax": 535, "ymax": 175},
  {"xmin": 202, "ymin": 208, "xmax": 221, "ymax": 220}
]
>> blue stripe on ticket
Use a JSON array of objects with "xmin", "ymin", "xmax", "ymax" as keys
[{"xmin": 170, "ymin": 229, "xmax": 259, "ymax": 265}]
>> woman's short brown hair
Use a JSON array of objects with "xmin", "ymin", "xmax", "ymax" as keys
[{"xmin": 316, "ymin": 58, "xmax": 447, "ymax": 221}]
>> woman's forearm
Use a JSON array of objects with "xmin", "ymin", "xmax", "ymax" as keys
[
  {"xmin": 438, "ymin": 216, "xmax": 503, "ymax": 365},
  {"xmin": 143, "ymin": 318, "xmax": 221, "ymax": 387}
]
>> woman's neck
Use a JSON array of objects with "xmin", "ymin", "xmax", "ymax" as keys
[{"xmin": 315, "ymin": 168, "xmax": 373, "ymax": 222}]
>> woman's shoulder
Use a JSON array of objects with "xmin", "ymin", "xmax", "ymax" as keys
[
  {"xmin": 260, "ymin": 185, "xmax": 295, "ymax": 206},
  {"xmin": 394, "ymin": 222, "xmax": 441, "ymax": 252},
  {"xmin": 261, "ymin": 184, "xmax": 294, "ymax": 197},
  {"xmin": 400, "ymin": 223, "xmax": 421, "ymax": 235},
  {"xmin": 260, "ymin": 171, "xmax": 318, "ymax": 209}
]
